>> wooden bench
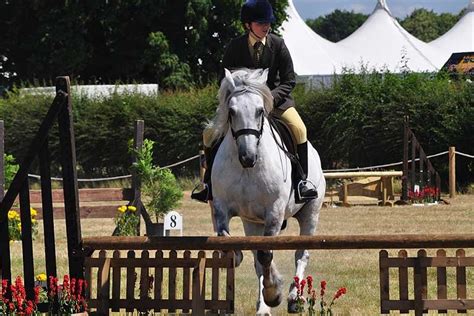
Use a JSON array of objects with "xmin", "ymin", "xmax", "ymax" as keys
[
  {"xmin": 324, "ymin": 171, "xmax": 402, "ymax": 206},
  {"xmin": 379, "ymin": 249, "xmax": 474, "ymax": 315},
  {"xmin": 84, "ymin": 249, "xmax": 235, "ymax": 315}
]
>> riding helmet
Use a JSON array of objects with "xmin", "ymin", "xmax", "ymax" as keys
[{"xmin": 241, "ymin": 0, "xmax": 275, "ymax": 24}]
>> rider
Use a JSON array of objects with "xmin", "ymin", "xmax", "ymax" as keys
[{"xmin": 191, "ymin": 0, "xmax": 318, "ymax": 203}]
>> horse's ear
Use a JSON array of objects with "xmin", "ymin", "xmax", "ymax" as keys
[
  {"xmin": 224, "ymin": 68, "xmax": 236, "ymax": 91},
  {"xmin": 253, "ymin": 68, "xmax": 269, "ymax": 84}
]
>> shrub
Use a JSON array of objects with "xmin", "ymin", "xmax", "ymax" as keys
[
  {"xmin": 133, "ymin": 139, "xmax": 183, "ymax": 221},
  {"xmin": 4, "ymin": 153, "xmax": 19, "ymax": 189}
]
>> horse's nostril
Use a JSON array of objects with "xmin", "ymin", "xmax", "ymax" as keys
[{"xmin": 239, "ymin": 154, "xmax": 257, "ymax": 168}]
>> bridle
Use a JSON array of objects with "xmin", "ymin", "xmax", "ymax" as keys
[{"xmin": 227, "ymin": 88, "xmax": 265, "ymax": 145}]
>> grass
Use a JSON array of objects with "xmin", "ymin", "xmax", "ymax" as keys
[{"xmin": 7, "ymin": 193, "xmax": 474, "ymax": 315}]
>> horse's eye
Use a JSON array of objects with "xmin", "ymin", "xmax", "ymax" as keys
[
  {"xmin": 256, "ymin": 108, "xmax": 264, "ymax": 117},
  {"xmin": 229, "ymin": 108, "xmax": 236, "ymax": 116}
]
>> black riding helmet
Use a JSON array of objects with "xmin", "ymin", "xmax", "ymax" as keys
[{"xmin": 241, "ymin": 0, "xmax": 275, "ymax": 24}]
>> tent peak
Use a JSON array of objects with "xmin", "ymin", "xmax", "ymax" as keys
[
  {"xmin": 468, "ymin": 0, "xmax": 474, "ymax": 12},
  {"xmin": 374, "ymin": 0, "xmax": 392, "ymax": 14}
]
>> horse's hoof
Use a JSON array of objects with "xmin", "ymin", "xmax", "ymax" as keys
[
  {"xmin": 287, "ymin": 300, "xmax": 299, "ymax": 313},
  {"xmin": 263, "ymin": 289, "xmax": 282, "ymax": 307}
]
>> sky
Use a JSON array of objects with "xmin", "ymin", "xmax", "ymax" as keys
[{"xmin": 292, "ymin": 0, "xmax": 468, "ymax": 19}]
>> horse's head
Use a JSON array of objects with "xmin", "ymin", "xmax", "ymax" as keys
[{"xmin": 216, "ymin": 68, "xmax": 273, "ymax": 168}]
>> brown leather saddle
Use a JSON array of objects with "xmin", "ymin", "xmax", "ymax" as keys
[{"xmin": 268, "ymin": 115, "xmax": 297, "ymax": 157}]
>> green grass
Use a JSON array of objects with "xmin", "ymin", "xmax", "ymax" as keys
[{"xmin": 7, "ymin": 194, "xmax": 474, "ymax": 315}]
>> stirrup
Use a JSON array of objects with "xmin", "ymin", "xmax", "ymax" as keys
[
  {"xmin": 296, "ymin": 179, "xmax": 318, "ymax": 202},
  {"xmin": 191, "ymin": 183, "xmax": 210, "ymax": 203}
]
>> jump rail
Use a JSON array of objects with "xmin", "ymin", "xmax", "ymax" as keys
[{"xmin": 82, "ymin": 234, "xmax": 474, "ymax": 251}]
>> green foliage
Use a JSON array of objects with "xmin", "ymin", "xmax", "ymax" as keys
[
  {"xmin": 295, "ymin": 70, "xmax": 473, "ymax": 188},
  {"xmin": 133, "ymin": 139, "xmax": 183, "ymax": 221},
  {"xmin": 114, "ymin": 205, "xmax": 140, "ymax": 236},
  {"xmin": 143, "ymin": 32, "xmax": 193, "ymax": 90},
  {"xmin": 306, "ymin": 10, "xmax": 368, "ymax": 42},
  {"xmin": 0, "ymin": 74, "xmax": 472, "ymax": 191},
  {"xmin": 400, "ymin": 9, "xmax": 458, "ymax": 42},
  {"xmin": 305, "ymin": 8, "xmax": 460, "ymax": 43},
  {"xmin": 0, "ymin": 1, "xmax": 289, "ymax": 89},
  {"xmin": 4, "ymin": 153, "xmax": 19, "ymax": 189}
]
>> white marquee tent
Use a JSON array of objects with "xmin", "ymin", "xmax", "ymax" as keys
[
  {"xmin": 430, "ymin": 0, "xmax": 474, "ymax": 62},
  {"xmin": 336, "ymin": 0, "xmax": 445, "ymax": 72},
  {"xmin": 281, "ymin": 0, "xmax": 471, "ymax": 77},
  {"xmin": 280, "ymin": 0, "xmax": 346, "ymax": 76}
]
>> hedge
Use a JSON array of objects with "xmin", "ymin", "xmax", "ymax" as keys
[{"xmin": 0, "ymin": 72, "xmax": 472, "ymax": 189}]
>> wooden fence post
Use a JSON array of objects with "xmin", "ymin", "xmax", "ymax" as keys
[
  {"xmin": 56, "ymin": 76, "xmax": 83, "ymax": 280},
  {"xmin": 0, "ymin": 120, "xmax": 4, "ymax": 200},
  {"xmin": 133, "ymin": 120, "xmax": 144, "ymax": 235},
  {"xmin": 449, "ymin": 147, "xmax": 456, "ymax": 198},
  {"xmin": 402, "ymin": 117, "xmax": 409, "ymax": 201}
]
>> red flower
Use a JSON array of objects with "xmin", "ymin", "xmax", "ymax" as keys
[
  {"xmin": 306, "ymin": 275, "xmax": 313, "ymax": 294},
  {"xmin": 333, "ymin": 287, "xmax": 347, "ymax": 300},
  {"xmin": 320, "ymin": 280, "xmax": 327, "ymax": 297}
]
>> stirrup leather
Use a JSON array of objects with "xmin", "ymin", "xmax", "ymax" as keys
[
  {"xmin": 191, "ymin": 183, "xmax": 210, "ymax": 203},
  {"xmin": 296, "ymin": 179, "xmax": 318, "ymax": 201}
]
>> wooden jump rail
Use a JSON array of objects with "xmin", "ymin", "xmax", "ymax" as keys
[{"xmin": 82, "ymin": 234, "xmax": 474, "ymax": 251}]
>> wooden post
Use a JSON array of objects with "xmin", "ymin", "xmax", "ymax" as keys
[
  {"xmin": 0, "ymin": 120, "xmax": 4, "ymax": 199},
  {"xmin": 39, "ymin": 140, "xmax": 58, "ymax": 279},
  {"xmin": 0, "ymin": 120, "xmax": 8, "ymax": 283},
  {"xmin": 402, "ymin": 117, "xmax": 409, "ymax": 201},
  {"xmin": 449, "ymin": 147, "xmax": 456, "ymax": 198},
  {"xmin": 56, "ymin": 76, "xmax": 83, "ymax": 280},
  {"xmin": 133, "ymin": 120, "xmax": 144, "ymax": 235}
]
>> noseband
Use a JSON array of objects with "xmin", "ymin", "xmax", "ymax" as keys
[
  {"xmin": 230, "ymin": 114, "xmax": 264, "ymax": 143},
  {"xmin": 227, "ymin": 88, "xmax": 265, "ymax": 144}
]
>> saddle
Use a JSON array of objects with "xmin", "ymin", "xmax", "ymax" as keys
[{"xmin": 268, "ymin": 115, "xmax": 297, "ymax": 157}]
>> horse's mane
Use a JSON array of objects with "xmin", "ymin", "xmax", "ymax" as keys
[{"xmin": 207, "ymin": 68, "xmax": 274, "ymax": 144}]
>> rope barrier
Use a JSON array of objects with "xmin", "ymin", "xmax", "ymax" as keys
[
  {"xmin": 27, "ymin": 154, "xmax": 201, "ymax": 182},
  {"xmin": 457, "ymin": 151, "xmax": 474, "ymax": 159},
  {"xmin": 26, "ymin": 150, "xmax": 473, "ymax": 182}
]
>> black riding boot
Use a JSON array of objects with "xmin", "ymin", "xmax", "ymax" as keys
[
  {"xmin": 296, "ymin": 141, "xmax": 318, "ymax": 202},
  {"xmin": 191, "ymin": 147, "xmax": 213, "ymax": 203}
]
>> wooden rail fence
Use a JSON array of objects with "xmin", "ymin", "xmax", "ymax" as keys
[
  {"xmin": 380, "ymin": 249, "xmax": 474, "ymax": 315},
  {"xmin": 83, "ymin": 234, "xmax": 474, "ymax": 315},
  {"xmin": 84, "ymin": 249, "xmax": 234, "ymax": 315}
]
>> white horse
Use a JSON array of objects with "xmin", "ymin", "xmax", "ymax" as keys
[{"xmin": 208, "ymin": 68, "xmax": 326, "ymax": 315}]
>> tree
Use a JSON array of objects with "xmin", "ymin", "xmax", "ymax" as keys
[
  {"xmin": 401, "ymin": 8, "xmax": 458, "ymax": 42},
  {"xmin": 0, "ymin": 0, "xmax": 289, "ymax": 89},
  {"xmin": 305, "ymin": 10, "xmax": 368, "ymax": 42}
]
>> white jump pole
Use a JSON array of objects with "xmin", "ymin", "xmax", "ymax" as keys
[{"xmin": 449, "ymin": 146, "xmax": 456, "ymax": 198}]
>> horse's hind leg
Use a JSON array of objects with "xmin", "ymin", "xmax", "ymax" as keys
[{"xmin": 288, "ymin": 201, "xmax": 320, "ymax": 313}]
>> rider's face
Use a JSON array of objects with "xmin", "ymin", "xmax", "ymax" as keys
[{"xmin": 247, "ymin": 22, "xmax": 271, "ymax": 39}]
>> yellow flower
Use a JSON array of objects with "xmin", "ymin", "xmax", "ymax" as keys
[
  {"xmin": 127, "ymin": 205, "xmax": 137, "ymax": 212},
  {"xmin": 18, "ymin": 223, "xmax": 21, "ymax": 229},
  {"xmin": 117, "ymin": 206, "xmax": 127, "ymax": 213},
  {"xmin": 30, "ymin": 208, "xmax": 38, "ymax": 217},
  {"xmin": 31, "ymin": 218, "xmax": 37, "ymax": 224},
  {"xmin": 36, "ymin": 273, "xmax": 47, "ymax": 282},
  {"xmin": 8, "ymin": 210, "xmax": 18, "ymax": 220}
]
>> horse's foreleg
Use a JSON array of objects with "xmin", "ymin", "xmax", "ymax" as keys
[
  {"xmin": 254, "ymin": 209, "xmax": 285, "ymax": 308},
  {"xmin": 288, "ymin": 201, "xmax": 320, "ymax": 313},
  {"xmin": 213, "ymin": 201, "xmax": 243, "ymax": 266}
]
